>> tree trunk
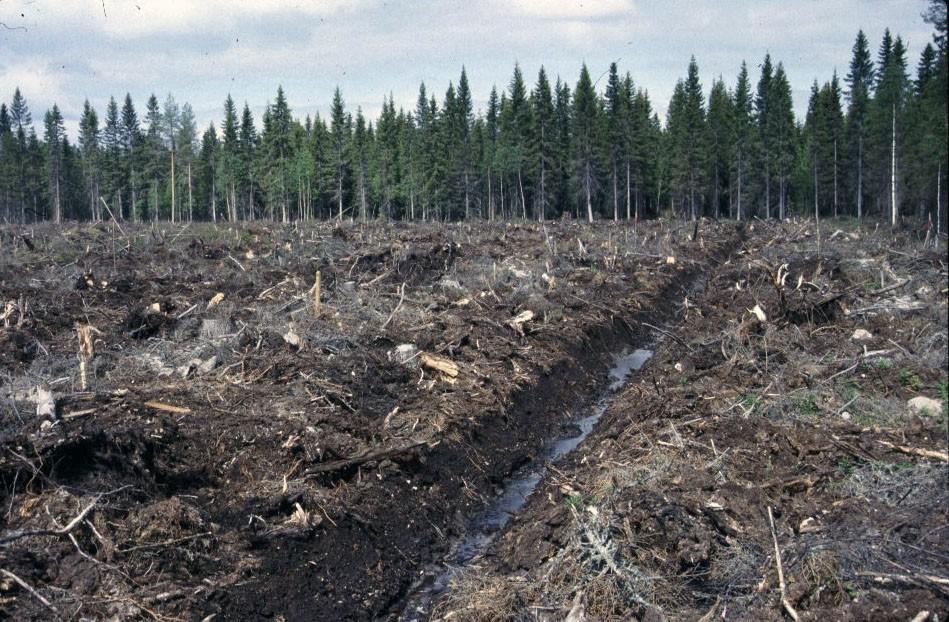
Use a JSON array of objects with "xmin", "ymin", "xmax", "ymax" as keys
[
  {"xmin": 890, "ymin": 104, "xmax": 898, "ymax": 227},
  {"xmin": 612, "ymin": 166, "xmax": 618, "ymax": 222},
  {"xmin": 765, "ymin": 164, "xmax": 771, "ymax": 219},
  {"xmin": 585, "ymin": 164, "xmax": 593, "ymax": 224},
  {"xmin": 186, "ymin": 163, "xmax": 192, "ymax": 222},
  {"xmin": 170, "ymin": 150, "xmax": 176, "ymax": 223},
  {"xmin": 857, "ymin": 135, "xmax": 863, "ymax": 220},
  {"xmin": 625, "ymin": 162, "xmax": 631, "ymax": 221},
  {"xmin": 833, "ymin": 139, "xmax": 838, "ymax": 219},
  {"xmin": 737, "ymin": 150, "xmax": 742, "ymax": 221}
]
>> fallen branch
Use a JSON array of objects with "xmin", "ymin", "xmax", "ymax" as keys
[
  {"xmin": 143, "ymin": 401, "xmax": 191, "ymax": 414},
  {"xmin": 876, "ymin": 440, "xmax": 948, "ymax": 462},
  {"xmin": 304, "ymin": 441, "xmax": 429, "ymax": 476},
  {"xmin": 767, "ymin": 506, "xmax": 800, "ymax": 622},
  {"xmin": 642, "ymin": 322, "xmax": 695, "ymax": 352},
  {"xmin": 0, "ymin": 495, "xmax": 101, "ymax": 545},
  {"xmin": 381, "ymin": 282, "xmax": 406, "ymax": 330},
  {"xmin": 419, "ymin": 352, "xmax": 459, "ymax": 378},
  {"xmin": 0, "ymin": 568, "xmax": 58, "ymax": 614}
]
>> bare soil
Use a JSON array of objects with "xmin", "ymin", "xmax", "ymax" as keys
[
  {"xmin": 435, "ymin": 222, "xmax": 949, "ymax": 621},
  {"xmin": 0, "ymin": 219, "xmax": 742, "ymax": 621}
]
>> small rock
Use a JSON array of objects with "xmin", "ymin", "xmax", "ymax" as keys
[
  {"xmin": 748, "ymin": 304, "xmax": 767, "ymax": 323},
  {"xmin": 916, "ymin": 285, "xmax": 933, "ymax": 299},
  {"xmin": 851, "ymin": 328, "xmax": 873, "ymax": 341},
  {"xmin": 907, "ymin": 396, "xmax": 943, "ymax": 416},
  {"xmin": 438, "ymin": 278, "xmax": 466, "ymax": 295},
  {"xmin": 389, "ymin": 343, "xmax": 418, "ymax": 366},
  {"xmin": 840, "ymin": 411, "xmax": 852, "ymax": 421},
  {"xmin": 34, "ymin": 387, "xmax": 56, "ymax": 418},
  {"xmin": 198, "ymin": 355, "xmax": 219, "ymax": 374},
  {"xmin": 283, "ymin": 326, "xmax": 303, "ymax": 348}
]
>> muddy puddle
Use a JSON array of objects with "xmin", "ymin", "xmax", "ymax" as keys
[{"xmin": 399, "ymin": 348, "xmax": 654, "ymax": 620}]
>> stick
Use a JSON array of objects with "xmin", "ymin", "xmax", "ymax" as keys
[
  {"xmin": 0, "ymin": 568, "xmax": 58, "ymax": 614},
  {"xmin": 877, "ymin": 440, "xmax": 948, "ymax": 462},
  {"xmin": 381, "ymin": 282, "xmax": 406, "ymax": 330},
  {"xmin": 226, "ymin": 254, "xmax": 246, "ymax": 272},
  {"xmin": 642, "ymin": 321, "xmax": 695, "ymax": 352},
  {"xmin": 143, "ymin": 401, "xmax": 191, "ymax": 414},
  {"xmin": 99, "ymin": 196, "xmax": 127, "ymax": 236},
  {"xmin": 0, "ymin": 495, "xmax": 101, "ymax": 545},
  {"xmin": 312, "ymin": 270, "xmax": 321, "ymax": 316},
  {"xmin": 767, "ymin": 506, "xmax": 800, "ymax": 622}
]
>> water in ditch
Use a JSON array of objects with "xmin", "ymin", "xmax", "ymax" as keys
[{"xmin": 399, "ymin": 347, "xmax": 654, "ymax": 621}]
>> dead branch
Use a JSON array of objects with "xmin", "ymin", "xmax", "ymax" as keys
[
  {"xmin": 876, "ymin": 440, "xmax": 948, "ymax": 463},
  {"xmin": 381, "ymin": 282, "xmax": 406, "ymax": 330},
  {"xmin": 304, "ymin": 441, "xmax": 429, "ymax": 476},
  {"xmin": 0, "ymin": 495, "xmax": 101, "ymax": 545},
  {"xmin": 767, "ymin": 506, "xmax": 800, "ymax": 622},
  {"xmin": 0, "ymin": 568, "xmax": 58, "ymax": 615}
]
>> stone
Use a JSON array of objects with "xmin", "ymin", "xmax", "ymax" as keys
[
  {"xmin": 907, "ymin": 396, "xmax": 943, "ymax": 417},
  {"xmin": 389, "ymin": 343, "xmax": 418, "ymax": 366},
  {"xmin": 851, "ymin": 328, "xmax": 873, "ymax": 341}
]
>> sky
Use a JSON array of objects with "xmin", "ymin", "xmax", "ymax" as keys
[{"xmin": 0, "ymin": 0, "xmax": 937, "ymax": 140}]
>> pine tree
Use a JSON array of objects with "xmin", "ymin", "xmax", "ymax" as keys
[
  {"xmin": 218, "ymin": 96, "xmax": 239, "ymax": 221},
  {"xmin": 178, "ymin": 103, "xmax": 197, "ymax": 221},
  {"xmin": 870, "ymin": 33, "xmax": 910, "ymax": 224},
  {"xmin": 162, "ymin": 94, "xmax": 181, "ymax": 221},
  {"xmin": 78, "ymin": 100, "xmax": 101, "ymax": 221},
  {"xmin": 144, "ymin": 94, "xmax": 164, "ymax": 222},
  {"xmin": 604, "ymin": 62, "xmax": 624, "ymax": 221},
  {"xmin": 845, "ymin": 30, "xmax": 875, "ymax": 219},
  {"xmin": 43, "ymin": 105, "xmax": 65, "ymax": 223},
  {"xmin": 198, "ymin": 124, "xmax": 219, "ymax": 220},
  {"xmin": 769, "ymin": 63, "xmax": 796, "ymax": 219},
  {"xmin": 572, "ymin": 64, "xmax": 599, "ymax": 222},
  {"xmin": 553, "ymin": 79, "xmax": 573, "ymax": 218},
  {"xmin": 0, "ymin": 104, "xmax": 15, "ymax": 221},
  {"xmin": 682, "ymin": 56, "xmax": 707, "ymax": 219},
  {"xmin": 330, "ymin": 87, "xmax": 350, "ymax": 220},
  {"xmin": 352, "ymin": 108, "xmax": 370, "ymax": 221},
  {"xmin": 239, "ymin": 103, "xmax": 259, "ymax": 220},
  {"xmin": 121, "ymin": 94, "xmax": 141, "ymax": 221},
  {"xmin": 101, "ymin": 96, "xmax": 122, "ymax": 218},
  {"xmin": 754, "ymin": 54, "xmax": 774, "ymax": 217},
  {"xmin": 10, "ymin": 88, "xmax": 33, "ymax": 222},
  {"xmin": 456, "ymin": 67, "xmax": 475, "ymax": 218},
  {"xmin": 706, "ymin": 77, "xmax": 735, "ymax": 219},
  {"xmin": 530, "ymin": 66, "xmax": 556, "ymax": 220},
  {"xmin": 483, "ymin": 85, "xmax": 500, "ymax": 220},
  {"xmin": 732, "ymin": 62, "xmax": 754, "ymax": 220}
]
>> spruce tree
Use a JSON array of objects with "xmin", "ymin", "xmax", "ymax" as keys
[
  {"xmin": 572, "ymin": 64, "xmax": 599, "ymax": 222},
  {"xmin": 845, "ymin": 30, "xmax": 874, "ymax": 218},
  {"xmin": 707, "ymin": 77, "xmax": 735, "ymax": 219},
  {"xmin": 78, "ymin": 100, "xmax": 101, "ymax": 221},
  {"xmin": 43, "ymin": 105, "xmax": 65, "ymax": 223},
  {"xmin": 530, "ymin": 66, "xmax": 556, "ymax": 220},
  {"xmin": 732, "ymin": 62, "xmax": 754, "ymax": 220}
]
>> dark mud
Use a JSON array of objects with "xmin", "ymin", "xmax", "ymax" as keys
[
  {"xmin": 0, "ymin": 219, "xmax": 737, "ymax": 620},
  {"xmin": 436, "ymin": 222, "xmax": 948, "ymax": 622}
]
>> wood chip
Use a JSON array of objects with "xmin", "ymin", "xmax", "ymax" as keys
[
  {"xmin": 143, "ymin": 401, "xmax": 192, "ymax": 414},
  {"xmin": 419, "ymin": 352, "xmax": 459, "ymax": 378},
  {"xmin": 877, "ymin": 440, "xmax": 948, "ymax": 462}
]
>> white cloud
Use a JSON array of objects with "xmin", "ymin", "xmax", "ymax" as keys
[
  {"xmin": 497, "ymin": 0, "xmax": 634, "ymax": 19},
  {"xmin": 10, "ymin": 0, "xmax": 373, "ymax": 38}
]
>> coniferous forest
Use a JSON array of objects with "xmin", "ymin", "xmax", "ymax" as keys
[{"xmin": 0, "ymin": 6, "xmax": 945, "ymax": 229}]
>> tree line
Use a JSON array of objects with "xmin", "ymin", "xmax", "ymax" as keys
[{"xmin": 0, "ymin": 8, "xmax": 945, "ymax": 229}]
